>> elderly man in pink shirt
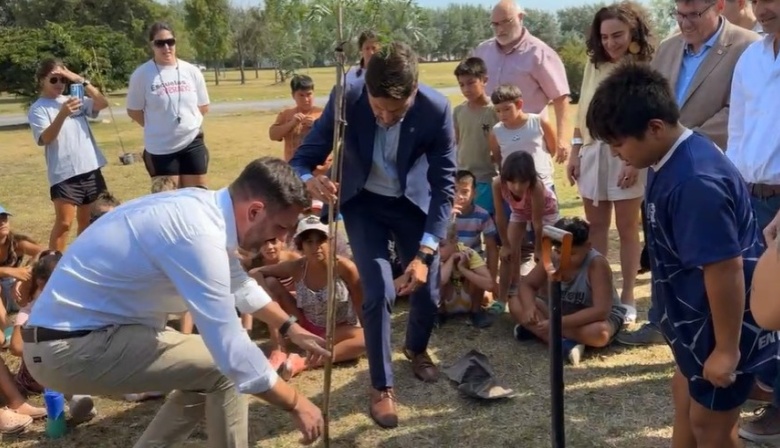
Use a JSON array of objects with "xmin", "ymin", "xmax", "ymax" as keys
[{"xmin": 472, "ymin": 0, "xmax": 571, "ymax": 159}]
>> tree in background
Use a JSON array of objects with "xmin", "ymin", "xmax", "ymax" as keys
[
  {"xmin": 0, "ymin": 22, "xmax": 143, "ymax": 106},
  {"xmin": 184, "ymin": 0, "xmax": 231, "ymax": 85}
]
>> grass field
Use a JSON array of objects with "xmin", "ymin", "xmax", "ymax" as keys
[
  {"xmin": 0, "ymin": 100, "xmax": 769, "ymax": 447},
  {"xmin": 0, "ymin": 62, "xmax": 461, "ymax": 117}
]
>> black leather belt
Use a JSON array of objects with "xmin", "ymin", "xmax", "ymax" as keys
[
  {"xmin": 21, "ymin": 327, "xmax": 92, "ymax": 343},
  {"xmin": 748, "ymin": 183, "xmax": 780, "ymax": 199}
]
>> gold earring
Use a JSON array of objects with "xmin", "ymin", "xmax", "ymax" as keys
[{"xmin": 628, "ymin": 41, "xmax": 641, "ymax": 55}]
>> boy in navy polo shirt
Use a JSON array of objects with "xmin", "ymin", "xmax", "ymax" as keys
[{"xmin": 586, "ymin": 63, "xmax": 778, "ymax": 447}]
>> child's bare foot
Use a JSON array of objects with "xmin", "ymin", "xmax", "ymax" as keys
[
  {"xmin": 279, "ymin": 354, "xmax": 307, "ymax": 381},
  {"xmin": 268, "ymin": 350, "xmax": 287, "ymax": 371},
  {"xmin": 0, "ymin": 408, "xmax": 32, "ymax": 434},
  {"xmin": 10, "ymin": 402, "xmax": 47, "ymax": 420}
]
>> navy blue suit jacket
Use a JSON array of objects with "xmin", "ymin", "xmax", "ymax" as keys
[{"xmin": 289, "ymin": 79, "xmax": 456, "ymax": 240}]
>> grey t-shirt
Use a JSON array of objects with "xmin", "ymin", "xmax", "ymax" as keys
[
  {"xmin": 560, "ymin": 248, "xmax": 620, "ymax": 316},
  {"xmin": 28, "ymin": 96, "xmax": 107, "ymax": 186}
]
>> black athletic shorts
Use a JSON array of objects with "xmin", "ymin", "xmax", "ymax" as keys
[
  {"xmin": 143, "ymin": 132, "xmax": 209, "ymax": 177},
  {"xmin": 50, "ymin": 169, "xmax": 107, "ymax": 206}
]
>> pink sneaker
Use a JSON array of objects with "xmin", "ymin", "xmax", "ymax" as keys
[
  {"xmin": 279, "ymin": 354, "xmax": 307, "ymax": 381},
  {"xmin": 268, "ymin": 350, "xmax": 288, "ymax": 371}
]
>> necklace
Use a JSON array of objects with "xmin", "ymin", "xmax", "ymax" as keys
[{"xmin": 153, "ymin": 60, "xmax": 182, "ymax": 124}]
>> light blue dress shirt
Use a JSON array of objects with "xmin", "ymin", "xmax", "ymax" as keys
[
  {"xmin": 302, "ymin": 119, "xmax": 441, "ymax": 249},
  {"xmin": 26, "ymin": 188, "xmax": 279, "ymax": 394},
  {"xmin": 675, "ymin": 19, "xmax": 724, "ymax": 105}
]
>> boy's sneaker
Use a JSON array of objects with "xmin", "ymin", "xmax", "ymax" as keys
[
  {"xmin": 616, "ymin": 322, "xmax": 666, "ymax": 346},
  {"xmin": 513, "ymin": 324, "xmax": 536, "ymax": 341},
  {"xmin": 470, "ymin": 311, "xmax": 494, "ymax": 328},
  {"xmin": 620, "ymin": 304, "xmax": 638, "ymax": 325},
  {"xmin": 562, "ymin": 339, "xmax": 584, "ymax": 366},
  {"xmin": 68, "ymin": 395, "xmax": 97, "ymax": 425}
]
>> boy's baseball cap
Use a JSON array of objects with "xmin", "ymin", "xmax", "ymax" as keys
[
  {"xmin": 0, "ymin": 205, "xmax": 11, "ymax": 216},
  {"xmin": 294, "ymin": 215, "xmax": 329, "ymax": 240}
]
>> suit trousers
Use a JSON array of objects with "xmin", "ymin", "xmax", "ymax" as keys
[{"xmin": 340, "ymin": 190, "xmax": 440, "ymax": 390}]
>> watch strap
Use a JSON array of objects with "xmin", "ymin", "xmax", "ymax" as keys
[
  {"xmin": 279, "ymin": 315, "xmax": 298, "ymax": 337},
  {"xmin": 415, "ymin": 250, "xmax": 435, "ymax": 266}
]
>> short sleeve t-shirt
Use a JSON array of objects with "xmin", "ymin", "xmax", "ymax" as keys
[
  {"xmin": 455, "ymin": 205, "xmax": 497, "ymax": 253},
  {"xmin": 453, "ymin": 102, "xmax": 499, "ymax": 183},
  {"xmin": 28, "ymin": 96, "xmax": 107, "ymax": 186},
  {"xmin": 126, "ymin": 59, "xmax": 210, "ymax": 155},
  {"xmin": 646, "ymin": 129, "xmax": 778, "ymax": 380}
]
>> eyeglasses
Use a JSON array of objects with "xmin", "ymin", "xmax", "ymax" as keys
[
  {"xmin": 490, "ymin": 17, "xmax": 515, "ymax": 28},
  {"xmin": 153, "ymin": 38, "xmax": 176, "ymax": 48},
  {"xmin": 669, "ymin": 3, "xmax": 714, "ymax": 21},
  {"xmin": 48, "ymin": 77, "xmax": 67, "ymax": 84}
]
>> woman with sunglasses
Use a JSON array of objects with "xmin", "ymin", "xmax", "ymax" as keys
[
  {"xmin": 126, "ymin": 21, "xmax": 211, "ymax": 190},
  {"xmin": 27, "ymin": 59, "xmax": 110, "ymax": 252}
]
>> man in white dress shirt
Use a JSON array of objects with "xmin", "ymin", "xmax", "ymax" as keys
[
  {"xmin": 727, "ymin": 1, "xmax": 780, "ymax": 441},
  {"xmin": 22, "ymin": 157, "xmax": 328, "ymax": 447}
]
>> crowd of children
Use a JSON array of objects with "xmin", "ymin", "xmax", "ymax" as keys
[{"xmin": 4, "ymin": 13, "xmax": 780, "ymax": 445}]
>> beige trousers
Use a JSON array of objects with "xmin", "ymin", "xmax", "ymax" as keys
[{"xmin": 23, "ymin": 324, "xmax": 248, "ymax": 448}]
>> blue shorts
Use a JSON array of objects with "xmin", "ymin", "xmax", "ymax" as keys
[
  {"xmin": 661, "ymin": 329, "xmax": 778, "ymax": 411},
  {"xmin": 474, "ymin": 182, "xmax": 494, "ymax": 215}
]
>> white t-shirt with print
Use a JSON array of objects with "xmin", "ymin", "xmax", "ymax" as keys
[{"xmin": 126, "ymin": 59, "xmax": 210, "ymax": 155}]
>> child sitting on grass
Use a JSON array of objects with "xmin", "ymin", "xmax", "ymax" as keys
[
  {"xmin": 245, "ymin": 237, "xmax": 302, "ymax": 370},
  {"xmin": 438, "ymin": 222, "xmax": 495, "ymax": 328},
  {"xmin": 254, "ymin": 215, "xmax": 365, "ymax": 380},
  {"xmin": 492, "ymin": 151, "xmax": 559, "ymax": 312},
  {"xmin": 453, "ymin": 170, "xmax": 499, "ymax": 285},
  {"xmin": 586, "ymin": 62, "xmax": 778, "ymax": 448},
  {"xmin": 9, "ymin": 250, "xmax": 97, "ymax": 424},
  {"xmin": 510, "ymin": 217, "xmax": 626, "ymax": 365}
]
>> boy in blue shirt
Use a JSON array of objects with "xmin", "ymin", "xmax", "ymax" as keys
[{"xmin": 586, "ymin": 63, "xmax": 778, "ymax": 447}]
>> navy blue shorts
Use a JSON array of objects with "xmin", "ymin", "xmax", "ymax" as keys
[{"xmin": 664, "ymin": 332, "xmax": 778, "ymax": 411}]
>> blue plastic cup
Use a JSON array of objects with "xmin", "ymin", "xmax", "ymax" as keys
[{"xmin": 43, "ymin": 389, "xmax": 68, "ymax": 438}]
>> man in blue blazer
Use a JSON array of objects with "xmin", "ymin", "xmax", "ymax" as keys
[{"xmin": 289, "ymin": 41, "xmax": 456, "ymax": 428}]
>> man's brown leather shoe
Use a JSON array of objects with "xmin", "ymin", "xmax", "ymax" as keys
[
  {"xmin": 369, "ymin": 388, "xmax": 398, "ymax": 428},
  {"xmin": 403, "ymin": 349, "xmax": 439, "ymax": 382}
]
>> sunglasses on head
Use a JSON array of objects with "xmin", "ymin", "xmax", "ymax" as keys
[
  {"xmin": 48, "ymin": 77, "xmax": 68, "ymax": 84},
  {"xmin": 153, "ymin": 38, "xmax": 176, "ymax": 48}
]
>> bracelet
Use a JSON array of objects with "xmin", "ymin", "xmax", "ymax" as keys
[
  {"xmin": 571, "ymin": 137, "xmax": 584, "ymax": 146},
  {"xmin": 284, "ymin": 389, "xmax": 299, "ymax": 412},
  {"xmin": 279, "ymin": 315, "xmax": 297, "ymax": 338}
]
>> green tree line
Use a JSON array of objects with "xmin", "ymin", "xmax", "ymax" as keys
[{"xmin": 0, "ymin": 0, "xmax": 675, "ymax": 104}]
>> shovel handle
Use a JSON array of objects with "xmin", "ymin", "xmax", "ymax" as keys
[{"xmin": 540, "ymin": 225, "xmax": 573, "ymax": 281}]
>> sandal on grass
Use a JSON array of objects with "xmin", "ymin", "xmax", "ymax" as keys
[{"xmin": 0, "ymin": 408, "xmax": 32, "ymax": 434}]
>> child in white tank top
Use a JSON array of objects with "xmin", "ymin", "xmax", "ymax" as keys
[{"xmin": 487, "ymin": 84, "xmax": 560, "ymax": 189}]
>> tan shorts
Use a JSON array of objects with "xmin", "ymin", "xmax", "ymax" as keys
[{"xmin": 577, "ymin": 141, "xmax": 645, "ymax": 206}]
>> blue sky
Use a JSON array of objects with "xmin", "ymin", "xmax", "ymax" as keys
[{"xmin": 227, "ymin": 0, "xmax": 614, "ymax": 12}]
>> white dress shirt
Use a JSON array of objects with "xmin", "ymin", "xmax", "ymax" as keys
[
  {"xmin": 27, "ymin": 187, "xmax": 278, "ymax": 394},
  {"xmin": 727, "ymin": 36, "xmax": 780, "ymax": 184}
]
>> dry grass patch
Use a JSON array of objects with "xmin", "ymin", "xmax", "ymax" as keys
[{"xmin": 0, "ymin": 102, "xmax": 770, "ymax": 447}]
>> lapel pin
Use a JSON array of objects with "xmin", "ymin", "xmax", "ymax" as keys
[{"xmin": 410, "ymin": 127, "xmax": 415, "ymax": 133}]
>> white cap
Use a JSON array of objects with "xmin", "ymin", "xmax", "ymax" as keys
[{"xmin": 293, "ymin": 215, "xmax": 329, "ymax": 240}]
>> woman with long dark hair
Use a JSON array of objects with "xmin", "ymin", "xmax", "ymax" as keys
[
  {"xmin": 126, "ymin": 21, "xmax": 211, "ymax": 189},
  {"xmin": 27, "ymin": 59, "xmax": 110, "ymax": 251},
  {"xmin": 346, "ymin": 30, "xmax": 381, "ymax": 82},
  {"xmin": 566, "ymin": 1, "xmax": 655, "ymax": 325}
]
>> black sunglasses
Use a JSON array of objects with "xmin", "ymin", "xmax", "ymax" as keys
[
  {"xmin": 48, "ymin": 77, "xmax": 68, "ymax": 84},
  {"xmin": 153, "ymin": 38, "xmax": 176, "ymax": 48}
]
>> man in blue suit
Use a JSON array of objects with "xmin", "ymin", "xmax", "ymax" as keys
[{"xmin": 289, "ymin": 42, "xmax": 456, "ymax": 428}]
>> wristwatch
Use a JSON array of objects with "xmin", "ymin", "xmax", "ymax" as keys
[
  {"xmin": 415, "ymin": 250, "xmax": 435, "ymax": 267},
  {"xmin": 279, "ymin": 315, "xmax": 298, "ymax": 337}
]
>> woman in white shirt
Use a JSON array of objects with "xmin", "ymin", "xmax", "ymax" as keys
[
  {"xmin": 27, "ymin": 59, "xmax": 110, "ymax": 251},
  {"xmin": 126, "ymin": 22, "xmax": 211, "ymax": 189},
  {"xmin": 345, "ymin": 30, "xmax": 381, "ymax": 84}
]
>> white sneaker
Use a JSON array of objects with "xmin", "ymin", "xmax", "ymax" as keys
[
  {"xmin": 567, "ymin": 344, "xmax": 585, "ymax": 366},
  {"xmin": 68, "ymin": 395, "xmax": 96, "ymax": 425},
  {"xmin": 620, "ymin": 304, "xmax": 638, "ymax": 325}
]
